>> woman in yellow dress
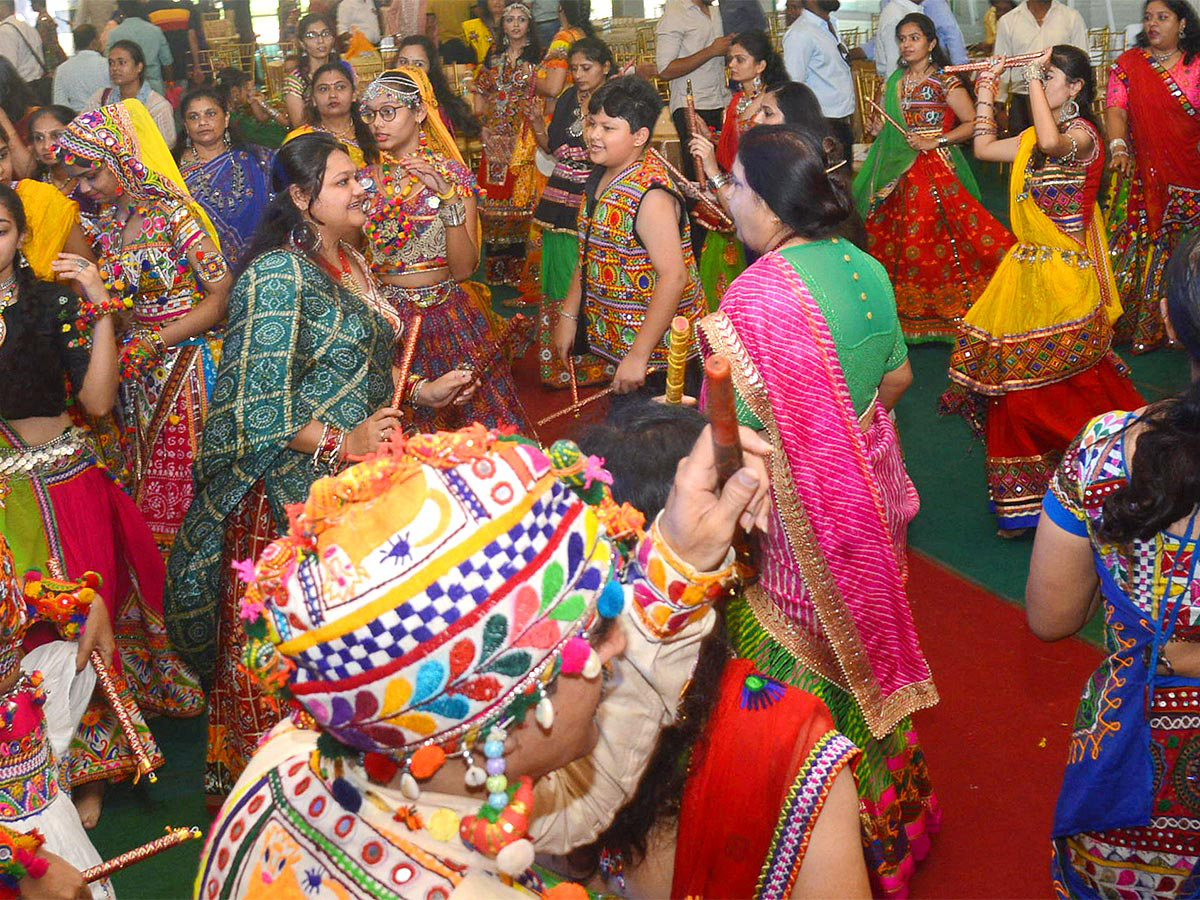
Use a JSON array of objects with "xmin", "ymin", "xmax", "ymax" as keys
[
  {"xmin": 285, "ymin": 62, "xmax": 379, "ymax": 169},
  {"xmin": 463, "ymin": 0, "xmax": 505, "ymax": 63}
]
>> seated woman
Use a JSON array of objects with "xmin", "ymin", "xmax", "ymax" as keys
[
  {"xmin": 569, "ymin": 399, "xmax": 870, "ymax": 899},
  {"xmin": 198, "ymin": 421, "xmax": 771, "ymax": 897},
  {"xmin": 285, "ymin": 61, "xmax": 379, "ymax": 169},
  {"xmin": 85, "ymin": 40, "xmax": 175, "ymax": 146},
  {"xmin": 177, "ymin": 86, "xmax": 274, "ymax": 265},
  {"xmin": 1028, "ymin": 231, "xmax": 1200, "ymax": 897}
]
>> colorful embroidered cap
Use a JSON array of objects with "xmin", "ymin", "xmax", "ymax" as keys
[{"xmin": 240, "ymin": 426, "xmax": 637, "ymax": 759}]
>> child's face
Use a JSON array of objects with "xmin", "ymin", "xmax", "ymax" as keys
[{"xmin": 585, "ymin": 109, "xmax": 644, "ymax": 168}]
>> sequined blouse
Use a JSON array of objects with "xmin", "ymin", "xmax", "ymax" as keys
[
  {"xmin": 360, "ymin": 155, "xmax": 477, "ymax": 277},
  {"xmin": 1023, "ymin": 119, "xmax": 1103, "ymax": 233},
  {"xmin": 81, "ymin": 197, "xmax": 212, "ymax": 327}
]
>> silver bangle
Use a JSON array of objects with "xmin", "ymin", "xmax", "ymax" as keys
[
  {"xmin": 559, "ymin": 308, "xmax": 578, "ymax": 321},
  {"xmin": 438, "ymin": 200, "xmax": 468, "ymax": 227},
  {"xmin": 706, "ymin": 172, "xmax": 732, "ymax": 191},
  {"xmin": 1024, "ymin": 61, "xmax": 1046, "ymax": 86}
]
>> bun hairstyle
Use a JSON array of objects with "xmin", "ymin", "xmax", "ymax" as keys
[
  {"xmin": 736, "ymin": 124, "xmax": 852, "ymax": 240},
  {"xmin": 1098, "ymin": 232, "xmax": 1200, "ymax": 543}
]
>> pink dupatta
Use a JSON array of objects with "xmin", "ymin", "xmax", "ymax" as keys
[{"xmin": 701, "ymin": 251, "xmax": 936, "ymax": 738}]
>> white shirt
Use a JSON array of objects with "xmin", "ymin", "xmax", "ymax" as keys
[
  {"xmin": 783, "ymin": 9, "xmax": 855, "ymax": 118},
  {"xmin": 0, "ymin": 12, "xmax": 44, "ymax": 81},
  {"xmin": 337, "ymin": 0, "xmax": 380, "ymax": 44},
  {"xmin": 655, "ymin": 0, "xmax": 730, "ymax": 113},
  {"xmin": 995, "ymin": 0, "xmax": 1089, "ymax": 97},
  {"xmin": 871, "ymin": 0, "xmax": 920, "ymax": 76},
  {"xmin": 53, "ymin": 48, "xmax": 110, "ymax": 111}
]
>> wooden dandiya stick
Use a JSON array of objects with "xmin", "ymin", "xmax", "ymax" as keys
[
  {"xmin": 705, "ymin": 355, "xmax": 743, "ymax": 487},
  {"xmin": 867, "ymin": 98, "xmax": 907, "ymax": 135},
  {"xmin": 685, "ymin": 79, "xmax": 705, "ymax": 174},
  {"xmin": 467, "ymin": 313, "xmax": 532, "ymax": 383},
  {"xmin": 536, "ymin": 367, "xmax": 663, "ymax": 426},
  {"xmin": 90, "ymin": 650, "xmax": 156, "ymax": 783},
  {"xmin": 82, "ymin": 827, "xmax": 203, "ymax": 883},
  {"xmin": 664, "ymin": 316, "xmax": 691, "ymax": 405},
  {"xmin": 650, "ymin": 149, "xmax": 736, "ymax": 231},
  {"xmin": 566, "ymin": 355, "xmax": 579, "ymax": 413},
  {"xmin": 391, "ymin": 313, "xmax": 423, "ymax": 409},
  {"xmin": 943, "ymin": 51, "xmax": 1044, "ymax": 73}
]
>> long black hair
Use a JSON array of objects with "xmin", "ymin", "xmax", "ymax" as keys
[
  {"xmin": 486, "ymin": 6, "xmax": 543, "ymax": 66},
  {"xmin": 566, "ymin": 398, "xmax": 730, "ymax": 879},
  {"xmin": 559, "ymin": 0, "xmax": 595, "ymax": 37},
  {"xmin": 1098, "ymin": 232, "xmax": 1200, "ymax": 542},
  {"xmin": 1029, "ymin": 44, "xmax": 1100, "ymax": 169},
  {"xmin": 0, "ymin": 58, "xmax": 36, "ymax": 124},
  {"xmin": 896, "ymin": 13, "xmax": 951, "ymax": 70},
  {"xmin": 396, "ymin": 35, "xmax": 481, "ymax": 137},
  {"xmin": 1136, "ymin": 0, "xmax": 1200, "ymax": 63},
  {"xmin": 232, "ymin": 131, "xmax": 343, "ymax": 283},
  {"xmin": 738, "ymin": 124, "xmax": 853, "ymax": 240},
  {"xmin": 175, "ymin": 86, "xmax": 247, "ymax": 158},
  {"xmin": 730, "ymin": 29, "xmax": 787, "ymax": 88},
  {"xmin": 0, "ymin": 184, "xmax": 37, "ymax": 304},
  {"xmin": 305, "ymin": 61, "xmax": 380, "ymax": 165}
]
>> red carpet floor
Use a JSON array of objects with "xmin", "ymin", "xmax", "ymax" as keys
[{"xmin": 509, "ymin": 342, "xmax": 1102, "ymax": 899}]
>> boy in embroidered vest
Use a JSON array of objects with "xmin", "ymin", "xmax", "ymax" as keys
[{"xmin": 552, "ymin": 75, "xmax": 707, "ymax": 397}]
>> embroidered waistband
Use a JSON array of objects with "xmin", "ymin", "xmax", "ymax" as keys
[
  {"xmin": 0, "ymin": 428, "xmax": 90, "ymax": 479},
  {"xmin": 391, "ymin": 280, "xmax": 457, "ymax": 310},
  {"xmin": 1011, "ymin": 242, "xmax": 1092, "ymax": 268}
]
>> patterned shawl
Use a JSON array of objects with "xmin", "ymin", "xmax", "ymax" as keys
[
  {"xmin": 56, "ymin": 99, "xmax": 221, "ymax": 248},
  {"xmin": 164, "ymin": 250, "xmax": 396, "ymax": 679},
  {"xmin": 700, "ymin": 252, "xmax": 936, "ymax": 739}
]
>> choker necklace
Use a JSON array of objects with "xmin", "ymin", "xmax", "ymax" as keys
[
  {"xmin": 766, "ymin": 231, "xmax": 797, "ymax": 254},
  {"xmin": 1153, "ymin": 47, "xmax": 1180, "ymax": 64},
  {"xmin": 0, "ymin": 272, "xmax": 18, "ymax": 350}
]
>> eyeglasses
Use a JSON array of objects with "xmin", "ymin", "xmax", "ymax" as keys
[
  {"xmin": 303, "ymin": 29, "xmax": 333, "ymax": 39},
  {"xmin": 360, "ymin": 106, "xmax": 401, "ymax": 122}
]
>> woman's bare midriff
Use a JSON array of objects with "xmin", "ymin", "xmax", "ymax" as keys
[
  {"xmin": 8, "ymin": 413, "xmax": 74, "ymax": 447},
  {"xmin": 378, "ymin": 266, "xmax": 452, "ymax": 288}
]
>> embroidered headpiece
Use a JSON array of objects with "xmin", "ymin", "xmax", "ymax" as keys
[
  {"xmin": 362, "ymin": 69, "xmax": 424, "ymax": 109},
  {"xmin": 502, "ymin": 2, "xmax": 532, "ymax": 18}
]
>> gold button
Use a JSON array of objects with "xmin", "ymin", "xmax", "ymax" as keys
[
  {"xmin": 860, "ymin": 292, "xmax": 867, "ymax": 301},
  {"xmin": 843, "ymin": 254, "xmax": 851, "ymax": 262},
  {"xmin": 853, "ymin": 272, "xmax": 860, "ymax": 280},
  {"xmin": 866, "ymin": 311, "xmax": 873, "ymax": 320}
]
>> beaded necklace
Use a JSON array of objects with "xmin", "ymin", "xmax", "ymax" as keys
[
  {"xmin": 313, "ymin": 242, "xmax": 366, "ymax": 300},
  {"xmin": 363, "ymin": 156, "xmax": 418, "ymax": 257},
  {"xmin": 187, "ymin": 141, "xmax": 248, "ymax": 214},
  {"xmin": 900, "ymin": 63, "xmax": 935, "ymax": 112}
]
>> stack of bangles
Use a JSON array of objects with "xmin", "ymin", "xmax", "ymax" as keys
[
  {"xmin": 75, "ymin": 293, "xmax": 132, "ymax": 331},
  {"xmin": 406, "ymin": 376, "xmax": 428, "ymax": 408},
  {"xmin": 312, "ymin": 423, "xmax": 347, "ymax": 473},
  {"xmin": 1109, "ymin": 138, "xmax": 1129, "ymax": 159},
  {"xmin": 435, "ymin": 184, "xmax": 468, "ymax": 228},
  {"xmin": 118, "ymin": 326, "xmax": 167, "ymax": 380}
]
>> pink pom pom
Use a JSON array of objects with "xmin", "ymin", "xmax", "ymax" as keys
[{"xmin": 559, "ymin": 637, "xmax": 590, "ymax": 675}]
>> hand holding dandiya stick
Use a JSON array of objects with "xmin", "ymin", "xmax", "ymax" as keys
[
  {"xmin": 90, "ymin": 650, "xmax": 156, "ymax": 783},
  {"xmin": 867, "ymin": 98, "xmax": 906, "ymax": 135},
  {"xmin": 391, "ymin": 313, "xmax": 423, "ymax": 409},
  {"xmin": 664, "ymin": 316, "xmax": 691, "ymax": 405},
  {"xmin": 467, "ymin": 314, "xmax": 532, "ymax": 384},
  {"xmin": 943, "ymin": 51, "xmax": 1044, "ymax": 73},
  {"xmin": 705, "ymin": 355, "xmax": 743, "ymax": 487},
  {"xmin": 82, "ymin": 827, "xmax": 203, "ymax": 883}
]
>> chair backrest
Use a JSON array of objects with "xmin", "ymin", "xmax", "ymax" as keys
[
  {"xmin": 348, "ymin": 49, "xmax": 384, "ymax": 87},
  {"xmin": 208, "ymin": 39, "xmax": 257, "ymax": 77},
  {"xmin": 264, "ymin": 57, "xmax": 286, "ymax": 100},
  {"xmin": 851, "ymin": 57, "xmax": 882, "ymax": 144},
  {"xmin": 203, "ymin": 17, "xmax": 234, "ymax": 41}
]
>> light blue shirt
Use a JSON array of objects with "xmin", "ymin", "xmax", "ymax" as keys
[
  {"xmin": 865, "ymin": 0, "xmax": 968, "ymax": 74},
  {"xmin": 107, "ymin": 16, "xmax": 172, "ymax": 93},
  {"xmin": 53, "ymin": 48, "xmax": 110, "ymax": 112},
  {"xmin": 782, "ymin": 9, "xmax": 855, "ymax": 118}
]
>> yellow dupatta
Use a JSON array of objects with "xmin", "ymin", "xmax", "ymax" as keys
[{"xmin": 14, "ymin": 180, "xmax": 79, "ymax": 281}]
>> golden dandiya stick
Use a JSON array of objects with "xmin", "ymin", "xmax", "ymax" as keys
[
  {"xmin": 664, "ymin": 316, "xmax": 691, "ymax": 405},
  {"xmin": 82, "ymin": 827, "xmax": 203, "ymax": 883},
  {"xmin": 649, "ymin": 149, "xmax": 735, "ymax": 231},
  {"xmin": 391, "ymin": 313, "xmax": 424, "ymax": 409},
  {"xmin": 536, "ymin": 368, "xmax": 663, "ymax": 425},
  {"xmin": 90, "ymin": 650, "xmax": 156, "ymax": 783},
  {"xmin": 466, "ymin": 313, "xmax": 532, "ymax": 383},
  {"xmin": 685, "ymin": 79, "xmax": 705, "ymax": 175},
  {"xmin": 943, "ymin": 51, "xmax": 1044, "ymax": 73}
]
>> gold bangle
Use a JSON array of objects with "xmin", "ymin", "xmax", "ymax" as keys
[{"xmin": 436, "ymin": 185, "xmax": 458, "ymax": 201}]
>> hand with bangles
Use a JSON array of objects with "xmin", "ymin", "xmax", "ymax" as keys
[
  {"xmin": 345, "ymin": 406, "xmax": 405, "ymax": 457},
  {"xmin": 1108, "ymin": 138, "xmax": 1134, "ymax": 178},
  {"xmin": 415, "ymin": 369, "xmax": 477, "ymax": 408},
  {"xmin": 395, "ymin": 154, "xmax": 458, "ymax": 200},
  {"xmin": 118, "ymin": 327, "xmax": 167, "ymax": 381},
  {"xmin": 686, "ymin": 131, "xmax": 721, "ymax": 180}
]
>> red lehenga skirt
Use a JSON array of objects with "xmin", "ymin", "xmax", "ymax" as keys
[
  {"xmin": 0, "ymin": 424, "xmax": 204, "ymax": 786},
  {"xmin": 866, "ymin": 151, "xmax": 1012, "ymax": 343}
]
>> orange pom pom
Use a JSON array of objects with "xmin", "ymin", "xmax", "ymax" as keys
[
  {"xmin": 542, "ymin": 884, "xmax": 589, "ymax": 900},
  {"xmin": 409, "ymin": 744, "xmax": 447, "ymax": 780}
]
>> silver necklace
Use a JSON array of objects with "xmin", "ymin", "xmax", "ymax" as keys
[{"xmin": 1153, "ymin": 47, "xmax": 1180, "ymax": 65}]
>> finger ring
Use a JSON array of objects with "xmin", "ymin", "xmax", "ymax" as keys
[{"xmin": 77, "ymin": 260, "xmax": 87, "ymax": 270}]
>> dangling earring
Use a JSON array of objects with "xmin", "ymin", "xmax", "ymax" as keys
[
  {"xmin": 752, "ymin": 73, "xmax": 762, "ymax": 94},
  {"xmin": 1059, "ymin": 98, "xmax": 1080, "ymax": 123},
  {"xmin": 289, "ymin": 221, "xmax": 321, "ymax": 253},
  {"xmin": 16, "ymin": 249, "xmax": 29, "ymax": 270},
  {"xmin": 223, "ymin": 132, "xmax": 233, "ymax": 152}
]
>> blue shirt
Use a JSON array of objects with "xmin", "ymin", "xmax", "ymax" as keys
[{"xmin": 782, "ymin": 9, "xmax": 855, "ymax": 118}]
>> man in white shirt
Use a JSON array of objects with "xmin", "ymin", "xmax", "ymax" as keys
[
  {"xmin": 53, "ymin": 23, "xmax": 109, "ymax": 110},
  {"xmin": 654, "ymin": 0, "xmax": 730, "ymax": 183},
  {"xmin": 337, "ymin": 0, "xmax": 380, "ymax": 45},
  {"xmin": 783, "ymin": 0, "xmax": 855, "ymax": 163},
  {"xmin": 995, "ymin": 0, "xmax": 1088, "ymax": 132},
  {"xmin": 0, "ymin": 0, "xmax": 45, "ymax": 82}
]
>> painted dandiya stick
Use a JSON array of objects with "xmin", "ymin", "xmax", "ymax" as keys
[
  {"xmin": 650, "ymin": 149, "xmax": 735, "ymax": 230},
  {"xmin": 82, "ymin": 827, "xmax": 203, "ymax": 882},
  {"xmin": 467, "ymin": 314, "xmax": 532, "ymax": 383},
  {"xmin": 90, "ymin": 650, "xmax": 156, "ymax": 783},
  {"xmin": 943, "ymin": 51, "xmax": 1043, "ymax": 73},
  {"xmin": 664, "ymin": 316, "xmax": 691, "ymax": 405},
  {"xmin": 566, "ymin": 355, "xmax": 579, "ymax": 413},
  {"xmin": 867, "ymin": 98, "xmax": 907, "ymax": 135},
  {"xmin": 705, "ymin": 354, "xmax": 743, "ymax": 486},
  {"xmin": 535, "ymin": 386, "xmax": 617, "ymax": 426},
  {"xmin": 392, "ymin": 313, "xmax": 424, "ymax": 409},
  {"xmin": 685, "ymin": 79, "xmax": 705, "ymax": 174}
]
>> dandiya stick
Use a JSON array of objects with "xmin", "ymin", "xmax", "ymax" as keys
[
  {"xmin": 90, "ymin": 650, "xmax": 156, "ymax": 784},
  {"xmin": 535, "ymin": 367, "xmax": 663, "ymax": 426},
  {"xmin": 943, "ymin": 51, "xmax": 1044, "ymax": 73},
  {"xmin": 867, "ymin": 98, "xmax": 907, "ymax": 135},
  {"xmin": 705, "ymin": 355, "xmax": 743, "ymax": 487},
  {"xmin": 82, "ymin": 827, "xmax": 203, "ymax": 883},
  {"xmin": 467, "ymin": 314, "xmax": 532, "ymax": 383},
  {"xmin": 566, "ymin": 355, "xmax": 579, "ymax": 413},
  {"xmin": 685, "ymin": 79, "xmax": 705, "ymax": 177},
  {"xmin": 650, "ymin": 149, "xmax": 735, "ymax": 231},
  {"xmin": 391, "ymin": 313, "xmax": 423, "ymax": 409},
  {"xmin": 664, "ymin": 316, "xmax": 691, "ymax": 405}
]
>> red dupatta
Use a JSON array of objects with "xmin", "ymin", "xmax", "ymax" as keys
[
  {"xmin": 1120, "ymin": 48, "xmax": 1200, "ymax": 231},
  {"xmin": 715, "ymin": 93, "xmax": 742, "ymax": 173}
]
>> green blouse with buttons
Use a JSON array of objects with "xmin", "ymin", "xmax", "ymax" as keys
[{"xmin": 733, "ymin": 238, "xmax": 908, "ymax": 429}]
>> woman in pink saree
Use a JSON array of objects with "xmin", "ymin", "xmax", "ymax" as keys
[{"xmin": 700, "ymin": 124, "xmax": 939, "ymax": 898}]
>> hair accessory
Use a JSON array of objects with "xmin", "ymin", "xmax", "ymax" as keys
[
  {"xmin": 362, "ymin": 70, "xmax": 424, "ymax": 108},
  {"xmin": 502, "ymin": 1, "xmax": 532, "ymax": 17},
  {"xmin": 824, "ymin": 158, "xmax": 848, "ymax": 174}
]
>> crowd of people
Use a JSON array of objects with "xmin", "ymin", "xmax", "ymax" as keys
[{"xmin": 0, "ymin": 0, "xmax": 1199, "ymax": 896}]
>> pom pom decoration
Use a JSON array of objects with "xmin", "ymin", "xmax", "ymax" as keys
[
  {"xmin": 559, "ymin": 637, "xmax": 590, "ymax": 675},
  {"xmin": 330, "ymin": 777, "xmax": 363, "ymax": 813},
  {"xmin": 409, "ymin": 744, "xmax": 447, "ymax": 779},
  {"xmin": 597, "ymin": 579, "xmax": 625, "ymax": 619},
  {"xmin": 363, "ymin": 752, "xmax": 400, "ymax": 784},
  {"xmin": 495, "ymin": 838, "xmax": 535, "ymax": 877},
  {"xmin": 23, "ymin": 570, "xmax": 98, "ymax": 641}
]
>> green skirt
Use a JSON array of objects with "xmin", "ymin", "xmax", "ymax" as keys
[{"xmin": 698, "ymin": 230, "xmax": 746, "ymax": 312}]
